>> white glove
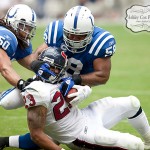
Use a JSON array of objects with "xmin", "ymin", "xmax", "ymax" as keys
[{"xmin": 68, "ymin": 85, "xmax": 92, "ymax": 106}]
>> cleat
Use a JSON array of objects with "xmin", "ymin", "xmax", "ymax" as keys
[
  {"xmin": 0, "ymin": 137, "xmax": 9, "ymax": 150},
  {"xmin": 0, "ymin": 145, "xmax": 5, "ymax": 150}
]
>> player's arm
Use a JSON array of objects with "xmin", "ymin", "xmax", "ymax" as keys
[
  {"xmin": 81, "ymin": 56, "xmax": 111, "ymax": 86},
  {"xmin": 0, "ymin": 48, "xmax": 21, "ymax": 86},
  {"xmin": 17, "ymin": 43, "xmax": 48, "ymax": 70},
  {"xmin": 27, "ymin": 105, "xmax": 63, "ymax": 150},
  {"xmin": 79, "ymin": 33, "xmax": 116, "ymax": 87},
  {"xmin": 34, "ymin": 42, "xmax": 48, "ymax": 57}
]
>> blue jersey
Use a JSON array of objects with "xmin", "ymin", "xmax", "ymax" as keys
[
  {"xmin": 44, "ymin": 20, "xmax": 116, "ymax": 76},
  {"xmin": 0, "ymin": 26, "xmax": 32, "ymax": 61}
]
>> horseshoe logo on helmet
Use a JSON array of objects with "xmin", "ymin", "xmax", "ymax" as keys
[{"xmin": 7, "ymin": 8, "xmax": 19, "ymax": 18}]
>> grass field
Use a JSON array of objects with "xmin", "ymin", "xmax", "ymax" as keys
[{"xmin": 0, "ymin": 24, "xmax": 149, "ymax": 150}]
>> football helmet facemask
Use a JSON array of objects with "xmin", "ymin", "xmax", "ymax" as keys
[
  {"xmin": 5, "ymin": 4, "xmax": 36, "ymax": 45},
  {"xmin": 63, "ymin": 6, "xmax": 94, "ymax": 53},
  {"xmin": 38, "ymin": 47, "xmax": 68, "ymax": 83}
]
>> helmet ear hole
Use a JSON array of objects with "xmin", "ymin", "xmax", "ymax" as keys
[{"xmin": 63, "ymin": 6, "xmax": 94, "ymax": 52}]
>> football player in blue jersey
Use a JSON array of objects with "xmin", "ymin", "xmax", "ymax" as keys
[
  {"xmin": 31, "ymin": 5, "xmax": 116, "ymax": 87},
  {"xmin": 0, "ymin": 5, "xmax": 116, "ymax": 110},
  {"xmin": 0, "ymin": 4, "xmax": 36, "ymax": 90},
  {"xmin": 0, "ymin": 5, "xmax": 117, "ymax": 150}
]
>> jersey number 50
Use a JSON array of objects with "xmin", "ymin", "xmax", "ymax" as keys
[{"xmin": 0, "ymin": 36, "xmax": 10, "ymax": 50}]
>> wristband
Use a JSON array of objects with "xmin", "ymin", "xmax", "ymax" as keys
[
  {"xmin": 17, "ymin": 79, "xmax": 25, "ymax": 90},
  {"xmin": 72, "ymin": 75, "xmax": 82, "ymax": 85}
]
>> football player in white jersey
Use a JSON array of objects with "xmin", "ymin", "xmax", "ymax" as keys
[
  {"xmin": 0, "ymin": 4, "xmax": 36, "ymax": 89},
  {"xmin": 0, "ymin": 47, "xmax": 150, "ymax": 150}
]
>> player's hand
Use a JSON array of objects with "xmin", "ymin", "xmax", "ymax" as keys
[
  {"xmin": 17, "ymin": 78, "xmax": 34, "ymax": 91},
  {"xmin": 59, "ymin": 77, "xmax": 75, "ymax": 97},
  {"xmin": 68, "ymin": 85, "xmax": 92, "ymax": 106},
  {"xmin": 31, "ymin": 60, "xmax": 55, "ymax": 81},
  {"xmin": 37, "ymin": 63, "xmax": 56, "ymax": 81}
]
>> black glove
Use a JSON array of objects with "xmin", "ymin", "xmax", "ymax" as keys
[{"xmin": 17, "ymin": 78, "xmax": 34, "ymax": 90}]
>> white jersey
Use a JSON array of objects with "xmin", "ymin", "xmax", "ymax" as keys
[
  {"xmin": 22, "ymin": 81, "xmax": 84, "ymax": 144},
  {"xmin": 22, "ymin": 81, "xmax": 144, "ymax": 150}
]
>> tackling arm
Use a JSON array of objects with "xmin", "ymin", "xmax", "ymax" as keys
[
  {"xmin": 33, "ymin": 42, "xmax": 48, "ymax": 59},
  {"xmin": 17, "ymin": 43, "xmax": 48, "ymax": 70},
  {"xmin": 0, "ymin": 49, "xmax": 21, "ymax": 87},
  {"xmin": 27, "ymin": 105, "xmax": 63, "ymax": 150},
  {"xmin": 81, "ymin": 57, "xmax": 111, "ymax": 86}
]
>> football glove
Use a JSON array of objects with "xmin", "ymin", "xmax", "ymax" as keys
[
  {"xmin": 17, "ymin": 78, "xmax": 34, "ymax": 91},
  {"xmin": 68, "ymin": 85, "xmax": 92, "ymax": 106},
  {"xmin": 59, "ymin": 77, "xmax": 75, "ymax": 97}
]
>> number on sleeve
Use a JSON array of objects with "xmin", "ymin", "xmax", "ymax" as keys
[
  {"xmin": 105, "ymin": 44, "xmax": 116, "ymax": 57},
  {"xmin": 23, "ymin": 94, "xmax": 36, "ymax": 108},
  {"xmin": 0, "ymin": 36, "xmax": 10, "ymax": 50}
]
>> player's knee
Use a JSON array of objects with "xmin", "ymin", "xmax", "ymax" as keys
[
  {"xmin": 94, "ymin": 132, "xmax": 117, "ymax": 145},
  {"xmin": 121, "ymin": 133, "xmax": 144, "ymax": 150},
  {"xmin": 129, "ymin": 95, "xmax": 140, "ymax": 109}
]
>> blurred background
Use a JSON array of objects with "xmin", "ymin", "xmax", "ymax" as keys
[{"xmin": 0, "ymin": 0, "xmax": 150, "ymax": 25}]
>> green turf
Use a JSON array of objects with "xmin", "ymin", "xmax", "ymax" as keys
[{"xmin": 0, "ymin": 24, "xmax": 149, "ymax": 150}]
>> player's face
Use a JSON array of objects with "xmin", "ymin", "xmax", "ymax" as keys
[
  {"xmin": 50, "ymin": 66, "xmax": 61, "ymax": 75},
  {"xmin": 18, "ymin": 23, "xmax": 34, "ymax": 39},
  {"xmin": 67, "ymin": 33, "xmax": 87, "ymax": 41}
]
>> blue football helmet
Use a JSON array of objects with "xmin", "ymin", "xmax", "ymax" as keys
[{"xmin": 38, "ymin": 47, "xmax": 68, "ymax": 83}]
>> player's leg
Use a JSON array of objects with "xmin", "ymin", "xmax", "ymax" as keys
[
  {"xmin": 0, "ymin": 133, "xmax": 40, "ymax": 149},
  {"xmin": 0, "ymin": 87, "xmax": 24, "ymax": 109},
  {"xmin": 0, "ymin": 133, "xmax": 60, "ymax": 149},
  {"xmin": 94, "ymin": 128, "xmax": 144, "ymax": 150},
  {"xmin": 110, "ymin": 95, "xmax": 150, "ymax": 149},
  {"xmin": 67, "ymin": 114, "xmax": 144, "ymax": 150},
  {"xmin": 92, "ymin": 95, "xmax": 150, "ymax": 149}
]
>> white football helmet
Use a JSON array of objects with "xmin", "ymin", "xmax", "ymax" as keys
[
  {"xmin": 5, "ymin": 4, "xmax": 36, "ymax": 44},
  {"xmin": 63, "ymin": 6, "xmax": 94, "ymax": 52}
]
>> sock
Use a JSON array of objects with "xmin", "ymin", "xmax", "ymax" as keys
[
  {"xmin": 19, "ymin": 133, "xmax": 40, "ymax": 149},
  {"xmin": 128, "ymin": 110, "xmax": 150, "ymax": 137},
  {"xmin": 9, "ymin": 135, "xmax": 19, "ymax": 147}
]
